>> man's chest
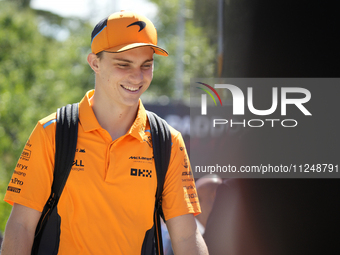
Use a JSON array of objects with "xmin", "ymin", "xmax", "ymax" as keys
[{"xmin": 61, "ymin": 130, "xmax": 157, "ymax": 221}]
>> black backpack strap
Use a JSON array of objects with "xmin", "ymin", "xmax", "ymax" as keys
[
  {"xmin": 32, "ymin": 103, "xmax": 79, "ymax": 254},
  {"xmin": 146, "ymin": 110, "xmax": 172, "ymax": 255},
  {"xmin": 51, "ymin": 103, "xmax": 79, "ymax": 201}
]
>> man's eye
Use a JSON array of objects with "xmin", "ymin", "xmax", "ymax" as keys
[{"xmin": 118, "ymin": 63, "xmax": 129, "ymax": 67}]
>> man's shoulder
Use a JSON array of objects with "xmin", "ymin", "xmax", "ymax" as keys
[
  {"xmin": 164, "ymin": 121, "xmax": 186, "ymax": 151},
  {"xmin": 146, "ymin": 110, "xmax": 182, "ymax": 139},
  {"xmin": 167, "ymin": 124, "xmax": 181, "ymax": 139},
  {"xmin": 37, "ymin": 112, "xmax": 57, "ymax": 130}
]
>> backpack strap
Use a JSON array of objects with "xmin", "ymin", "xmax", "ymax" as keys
[
  {"xmin": 52, "ymin": 103, "xmax": 79, "ymax": 200},
  {"xmin": 32, "ymin": 103, "xmax": 79, "ymax": 254},
  {"xmin": 146, "ymin": 110, "xmax": 172, "ymax": 255}
]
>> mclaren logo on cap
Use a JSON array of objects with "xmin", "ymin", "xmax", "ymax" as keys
[{"xmin": 127, "ymin": 21, "xmax": 146, "ymax": 32}]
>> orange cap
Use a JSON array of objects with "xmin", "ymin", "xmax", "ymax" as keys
[{"xmin": 91, "ymin": 11, "xmax": 168, "ymax": 56}]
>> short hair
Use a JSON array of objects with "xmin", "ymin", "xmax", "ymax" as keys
[{"xmin": 96, "ymin": 51, "xmax": 104, "ymax": 60}]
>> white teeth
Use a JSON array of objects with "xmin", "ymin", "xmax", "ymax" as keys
[{"xmin": 122, "ymin": 85, "xmax": 140, "ymax": 92}]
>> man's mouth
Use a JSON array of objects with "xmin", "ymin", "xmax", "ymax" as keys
[{"xmin": 121, "ymin": 85, "xmax": 142, "ymax": 92}]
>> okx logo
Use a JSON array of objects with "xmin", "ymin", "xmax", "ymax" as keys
[
  {"xmin": 196, "ymin": 82, "xmax": 223, "ymax": 115},
  {"xmin": 131, "ymin": 168, "xmax": 152, "ymax": 178}
]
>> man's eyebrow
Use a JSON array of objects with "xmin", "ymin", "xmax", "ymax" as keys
[
  {"xmin": 112, "ymin": 58, "xmax": 133, "ymax": 63},
  {"xmin": 112, "ymin": 58, "xmax": 154, "ymax": 63},
  {"xmin": 143, "ymin": 59, "xmax": 154, "ymax": 63}
]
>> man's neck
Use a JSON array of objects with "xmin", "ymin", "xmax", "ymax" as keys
[{"xmin": 90, "ymin": 92, "xmax": 139, "ymax": 141}]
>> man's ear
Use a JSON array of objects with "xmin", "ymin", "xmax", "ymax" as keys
[{"xmin": 87, "ymin": 53, "xmax": 100, "ymax": 73}]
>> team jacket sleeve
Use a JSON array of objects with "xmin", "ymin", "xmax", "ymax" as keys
[
  {"xmin": 161, "ymin": 130, "xmax": 201, "ymax": 221},
  {"xmin": 4, "ymin": 117, "xmax": 56, "ymax": 212}
]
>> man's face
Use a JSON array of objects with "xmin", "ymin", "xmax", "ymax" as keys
[{"xmin": 95, "ymin": 46, "xmax": 154, "ymax": 108}]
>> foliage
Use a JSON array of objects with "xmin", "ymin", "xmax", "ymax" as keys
[{"xmin": 0, "ymin": 1, "xmax": 94, "ymax": 232}]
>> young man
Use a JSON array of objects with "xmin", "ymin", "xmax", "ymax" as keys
[{"xmin": 1, "ymin": 11, "xmax": 208, "ymax": 255}]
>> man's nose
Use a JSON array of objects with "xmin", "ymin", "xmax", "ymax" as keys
[{"xmin": 129, "ymin": 68, "xmax": 143, "ymax": 84}]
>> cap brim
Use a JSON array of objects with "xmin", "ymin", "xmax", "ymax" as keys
[{"xmin": 104, "ymin": 43, "xmax": 168, "ymax": 56}]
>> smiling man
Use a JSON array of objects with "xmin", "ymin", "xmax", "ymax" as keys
[{"xmin": 1, "ymin": 11, "xmax": 208, "ymax": 255}]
